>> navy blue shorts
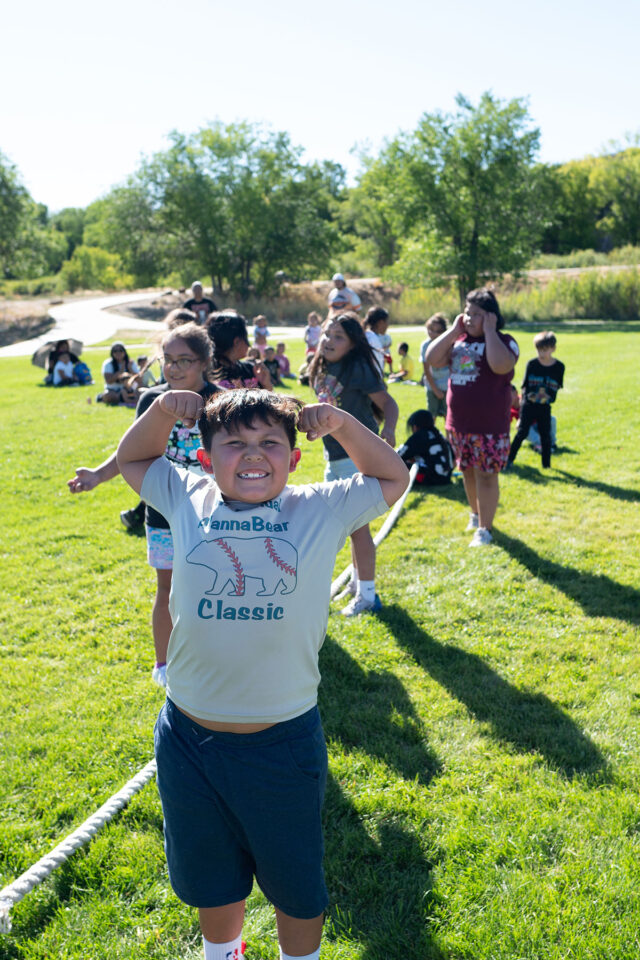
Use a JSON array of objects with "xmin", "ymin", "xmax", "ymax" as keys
[{"xmin": 154, "ymin": 699, "xmax": 329, "ymax": 918}]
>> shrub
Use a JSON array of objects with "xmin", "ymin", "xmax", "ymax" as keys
[{"xmin": 56, "ymin": 246, "xmax": 133, "ymax": 293}]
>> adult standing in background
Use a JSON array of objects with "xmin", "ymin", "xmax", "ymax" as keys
[
  {"xmin": 183, "ymin": 281, "xmax": 217, "ymax": 325},
  {"xmin": 328, "ymin": 273, "xmax": 361, "ymax": 314}
]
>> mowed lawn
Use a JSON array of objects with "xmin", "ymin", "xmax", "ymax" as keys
[{"xmin": 1, "ymin": 323, "xmax": 639, "ymax": 960}]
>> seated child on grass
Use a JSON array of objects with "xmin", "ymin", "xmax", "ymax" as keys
[
  {"xmin": 276, "ymin": 341, "xmax": 295, "ymax": 379},
  {"xmin": 115, "ymin": 388, "xmax": 409, "ymax": 960},
  {"xmin": 397, "ymin": 409, "xmax": 453, "ymax": 485},
  {"xmin": 263, "ymin": 346, "xmax": 283, "ymax": 386},
  {"xmin": 388, "ymin": 342, "xmax": 415, "ymax": 382}
]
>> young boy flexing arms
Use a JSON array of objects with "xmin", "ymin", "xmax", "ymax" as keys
[{"xmin": 116, "ymin": 389, "xmax": 408, "ymax": 960}]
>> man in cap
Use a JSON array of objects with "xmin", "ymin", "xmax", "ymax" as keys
[{"xmin": 328, "ymin": 273, "xmax": 362, "ymax": 314}]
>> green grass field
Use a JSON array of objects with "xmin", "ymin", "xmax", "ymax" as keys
[{"xmin": 1, "ymin": 324, "xmax": 639, "ymax": 959}]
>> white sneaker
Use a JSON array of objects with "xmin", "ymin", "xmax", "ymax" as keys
[
  {"xmin": 465, "ymin": 512, "xmax": 479, "ymax": 531},
  {"xmin": 335, "ymin": 579, "xmax": 357, "ymax": 602},
  {"xmin": 342, "ymin": 593, "xmax": 382, "ymax": 617},
  {"xmin": 469, "ymin": 527, "xmax": 493, "ymax": 547},
  {"xmin": 151, "ymin": 664, "xmax": 167, "ymax": 688}
]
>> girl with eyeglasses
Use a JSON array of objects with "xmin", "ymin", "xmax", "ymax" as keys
[{"xmin": 68, "ymin": 323, "xmax": 220, "ymax": 686}]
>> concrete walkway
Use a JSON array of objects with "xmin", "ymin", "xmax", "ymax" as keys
[
  {"xmin": 0, "ymin": 292, "xmax": 164, "ymax": 358},
  {"xmin": 0, "ymin": 291, "xmax": 422, "ymax": 360}
]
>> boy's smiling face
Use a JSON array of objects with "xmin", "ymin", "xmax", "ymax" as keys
[{"xmin": 206, "ymin": 419, "xmax": 300, "ymax": 503}]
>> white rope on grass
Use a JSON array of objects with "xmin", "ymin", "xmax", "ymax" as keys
[
  {"xmin": 0, "ymin": 759, "xmax": 157, "ymax": 933},
  {"xmin": 330, "ymin": 461, "xmax": 419, "ymax": 599},
  {"xmin": 1, "ymin": 462, "xmax": 419, "ymax": 933}
]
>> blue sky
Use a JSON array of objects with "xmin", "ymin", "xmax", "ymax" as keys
[{"xmin": 3, "ymin": 0, "xmax": 639, "ymax": 211}]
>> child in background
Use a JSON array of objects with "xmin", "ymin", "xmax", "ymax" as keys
[
  {"xmin": 397, "ymin": 409, "xmax": 453, "ymax": 485},
  {"xmin": 115, "ymin": 388, "xmax": 408, "ymax": 960},
  {"xmin": 506, "ymin": 330, "xmax": 565, "ymax": 470},
  {"xmin": 254, "ymin": 332, "xmax": 268, "ymax": 356},
  {"xmin": 388, "ymin": 342, "xmax": 415, "ymax": 382},
  {"xmin": 263, "ymin": 346, "xmax": 282, "ymax": 386},
  {"xmin": 308, "ymin": 313, "xmax": 399, "ymax": 614},
  {"xmin": 53, "ymin": 349, "xmax": 78, "ymax": 386},
  {"xmin": 363, "ymin": 306, "xmax": 389, "ymax": 376},
  {"xmin": 246, "ymin": 346, "xmax": 262, "ymax": 362},
  {"xmin": 509, "ymin": 385, "xmax": 520, "ymax": 425},
  {"xmin": 253, "ymin": 315, "xmax": 270, "ymax": 343},
  {"xmin": 420, "ymin": 314, "xmax": 450, "ymax": 424},
  {"xmin": 68, "ymin": 324, "xmax": 218, "ymax": 687},
  {"xmin": 136, "ymin": 357, "xmax": 158, "ymax": 389},
  {"xmin": 276, "ymin": 342, "xmax": 295, "ymax": 379},
  {"xmin": 208, "ymin": 311, "xmax": 273, "ymax": 391},
  {"xmin": 304, "ymin": 311, "xmax": 322, "ymax": 353}
]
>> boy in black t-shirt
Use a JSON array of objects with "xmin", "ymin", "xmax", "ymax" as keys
[{"xmin": 506, "ymin": 331, "xmax": 565, "ymax": 470}]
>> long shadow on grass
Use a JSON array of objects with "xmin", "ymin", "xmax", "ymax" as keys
[
  {"xmin": 380, "ymin": 606, "xmax": 607, "ymax": 779},
  {"xmin": 553, "ymin": 468, "xmax": 640, "ymax": 504},
  {"xmin": 496, "ymin": 530, "xmax": 640, "ymax": 625},
  {"xmin": 319, "ymin": 636, "xmax": 442, "ymax": 959}
]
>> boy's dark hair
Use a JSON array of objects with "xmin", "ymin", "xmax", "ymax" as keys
[
  {"xmin": 199, "ymin": 389, "xmax": 303, "ymax": 451},
  {"xmin": 466, "ymin": 288, "xmax": 504, "ymax": 330},
  {"xmin": 364, "ymin": 306, "xmax": 389, "ymax": 329},
  {"xmin": 407, "ymin": 409, "xmax": 434, "ymax": 431},
  {"xmin": 533, "ymin": 330, "xmax": 557, "ymax": 350},
  {"xmin": 399, "ymin": 342, "xmax": 409, "ymax": 352},
  {"xmin": 162, "ymin": 322, "xmax": 212, "ymax": 365}
]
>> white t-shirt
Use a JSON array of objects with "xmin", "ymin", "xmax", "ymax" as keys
[
  {"xmin": 328, "ymin": 286, "xmax": 361, "ymax": 311},
  {"xmin": 141, "ymin": 459, "xmax": 388, "ymax": 723},
  {"xmin": 53, "ymin": 359, "xmax": 74, "ymax": 385},
  {"xmin": 365, "ymin": 329, "xmax": 385, "ymax": 375},
  {"xmin": 101, "ymin": 357, "xmax": 139, "ymax": 391},
  {"xmin": 420, "ymin": 338, "xmax": 450, "ymax": 391}
]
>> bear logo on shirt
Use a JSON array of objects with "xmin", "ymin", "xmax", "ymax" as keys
[{"xmin": 186, "ymin": 536, "xmax": 298, "ymax": 597}]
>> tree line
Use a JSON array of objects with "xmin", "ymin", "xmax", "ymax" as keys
[{"xmin": 2, "ymin": 95, "xmax": 640, "ymax": 300}]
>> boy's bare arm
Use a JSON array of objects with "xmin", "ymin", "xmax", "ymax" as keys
[
  {"xmin": 67, "ymin": 452, "xmax": 120, "ymax": 493},
  {"xmin": 116, "ymin": 391, "xmax": 203, "ymax": 495},
  {"xmin": 299, "ymin": 403, "xmax": 409, "ymax": 507}
]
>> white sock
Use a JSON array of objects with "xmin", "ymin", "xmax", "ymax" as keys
[
  {"xmin": 203, "ymin": 934, "xmax": 243, "ymax": 960},
  {"xmin": 280, "ymin": 949, "xmax": 320, "ymax": 960},
  {"xmin": 357, "ymin": 579, "xmax": 376, "ymax": 603}
]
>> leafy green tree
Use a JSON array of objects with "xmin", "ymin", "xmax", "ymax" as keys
[
  {"xmin": 384, "ymin": 92, "xmax": 543, "ymax": 302},
  {"xmin": 51, "ymin": 207, "xmax": 85, "ymax": 259},
  {"xmin": 0, "ymin": 151, "xmax": 30, "ymax": 277},
  {"xmin": 140, "ymin": 122, "xmax": 342, "ymax": 297},
  {"xmin": 341, "ymin": 150, "xmax": 405, "ymax": 271},
  {"xmin": 539, "ymin": 158, "xmax": 602, "ymax": 254},
  {"xmin": 590, "ymin": 143, "xmax": 640, "ymax": 247},
  {"xmin": 84, "ymin": 180, "xmax": 169, "ymax": 287}
]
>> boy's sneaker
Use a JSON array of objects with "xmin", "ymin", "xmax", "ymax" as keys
[
  {"xmin": 342, "ymin": 593, "xmax": 382, "ymax": 617},
  {"xmin": 151, "ymin": 663, "xmax": 167, "ymax": 688},
  {"xmin": 335, "ymin": 579, "xmax": 357, "ymax": 601},
  {"xmin": 469, "ymin": 527, "xmax": 493, "ymax": 547},
  {"xmin": 120, "ymin": 507, "xmax": 144, "ymax": 531},
  {"xmin": 465, "ymin": 512, "xmax": 479, "ymax": 531}
]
